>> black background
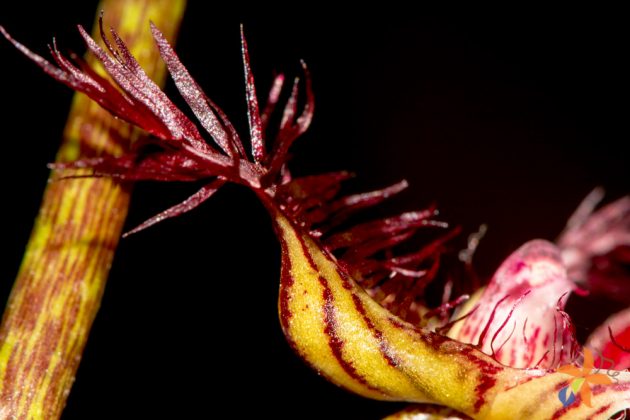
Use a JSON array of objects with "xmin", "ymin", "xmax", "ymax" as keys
[{"xmin": 1, "ymin": 3, "xmax": 629, "ymax": 418}]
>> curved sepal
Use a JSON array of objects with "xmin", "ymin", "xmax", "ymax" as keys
[{"xmin": 270, "ymin": 208, "xmax": 630, "ymax": 418}]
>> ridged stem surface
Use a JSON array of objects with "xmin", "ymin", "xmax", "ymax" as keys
[{"xmin": 0, "ymin": 1, "xmax": 186, "ymax": 417}]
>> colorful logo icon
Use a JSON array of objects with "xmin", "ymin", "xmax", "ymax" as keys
[{"xmin": 556, "ymin": 347, "xmax": 614, "ymax": 408}]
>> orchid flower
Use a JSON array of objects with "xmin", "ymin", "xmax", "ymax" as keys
[{"xmin": 2, "ymin": 17, "xmax": 629, "ymax": 419}]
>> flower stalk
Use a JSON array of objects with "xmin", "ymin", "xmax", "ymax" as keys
[{"xmin": 0, "ymin": 1, "xmax": 186, "ymax": 418}]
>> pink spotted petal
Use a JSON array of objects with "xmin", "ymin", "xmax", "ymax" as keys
[
  {"xmin": 559, "ymin": 191, "xmax": 630, "ymax": 286},
  {"xmin": 449, "ymin": 240, "xmax": 579, "ymax": 368}
]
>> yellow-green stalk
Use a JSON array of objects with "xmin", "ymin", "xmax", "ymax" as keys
[{"xmin": 0, "ymin": 1, "xmax": 186, "ymax": 417}]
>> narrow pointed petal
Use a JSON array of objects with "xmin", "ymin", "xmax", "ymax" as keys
[
  {"xmin": 51, "ymin": 149, "xmax": 229, "ymax": 182},
  {"xmin": 48, "ymin": 39, "xmax": 104, "ymax": 92},
  {"xmin": 306, "ymin": 180, "xmax": 409, "ymax": 227},
  {"xmin": 330, "ymin": 180, "xmax": 410, "ymax": 213},
  {"xmin": 261, "ymin": 73, "xmax": 285, "ymax": 132},
  {"xmin": 0, "ymin": 26, "xmax": 171, "ymax": 139},
  {"xmin": 586, "ymin": 307, "xmax": 630, "ymax": 369},
  {"xmin": 69, "ymin": 52, "xmax": 173, "ymax": 137},
  {"xmin": 269, "ymin": 77, "xmax": 300, "ymax": 177},
  {"xmin": 151, "ymin": 23, "xmax": 242, "ymax": 157},
  {"xmin": 240, "ymin": 25, "xmax": 265, "ymax": 162},
  {"xmin": 449, "ymin": 240, "xmax": 578, "ymax": 368},
  {"xmin": 278, "ymin": 77, "xmax": 299, "ymax": 134},
  {"xmin": 77, "ymin": 25, "xmax": 161, "ymax": 119},
  {"xmin": 276, "ymin": 172, "xmax": 354, "ymax": 221},
  {"xmin": 124, "ymin": 179, "xmax": 225, "ymax": 237},
  {"xmin": 296, "ymin": 61, "xmax": 315, "ymax": 133},
  {"xmin": 79, "ymin": 22, "xmax": 215, "ymax": 152},
  {"xmin": 267, "ymin": 62, "xmax": 314, "ymax": 179},
  {"xmin": 325, "ymin": 211, "xmax": 442, "ymax": 251}
]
